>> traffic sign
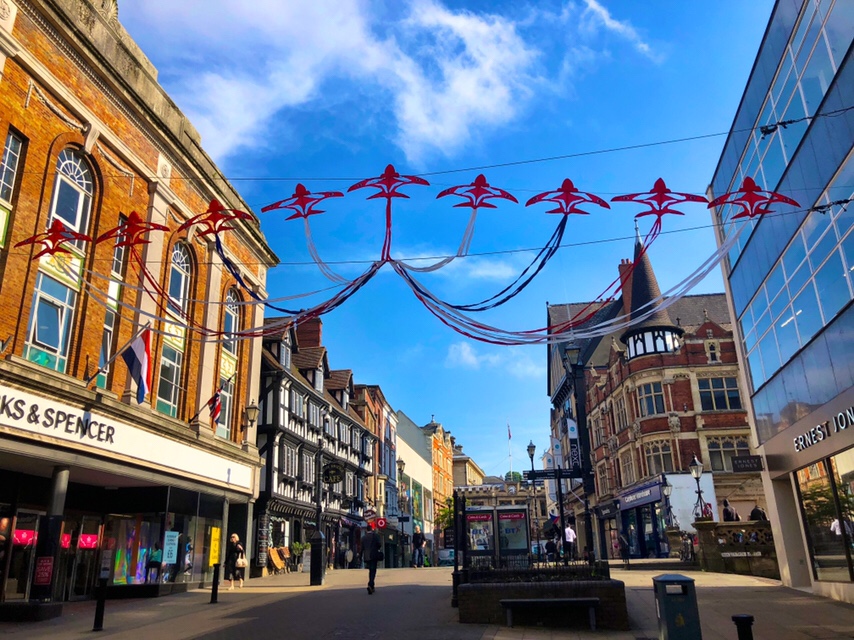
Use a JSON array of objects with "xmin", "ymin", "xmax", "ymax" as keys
[{"xmin": 376, "ymin": 517, "xmax": 387, "ymax": 529}]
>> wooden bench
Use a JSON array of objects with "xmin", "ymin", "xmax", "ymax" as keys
[{"xmin": 499, "ymin": 597, "xmax": 600, "ymax": 630}]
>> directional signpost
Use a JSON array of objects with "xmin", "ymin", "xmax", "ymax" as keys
[{"xmin": 524, "ymin": 466, "xmax": 579, "ymax": 565}]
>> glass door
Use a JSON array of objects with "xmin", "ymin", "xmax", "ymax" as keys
[
  {"xmin": 5, "ymin": 512, "xmax": 40, "ymax": 600},
  {"xmin": 68, "ymin": 517, "xmax": 101, "ymax": 600}
]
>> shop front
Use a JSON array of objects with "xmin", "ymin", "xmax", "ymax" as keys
[
  {"xmin": 595, "ymin": 501, "xmax": 619, "ymax": 560},
  {"xmin": 0, "ymin": 377, "xmax": 258, "ymax": 610},
  {"xmin": 616, "ymin": 480, "xmax": 668, "ymax": 559},
  {"xmin": 762, "ymin": 389, "xmax": 854, "ymax": 599}
]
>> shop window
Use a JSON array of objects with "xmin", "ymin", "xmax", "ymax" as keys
[
  {"xmin": 24, "ymin": 272, "xmax": 77, "ymax": 372},
  {"xmin": 644, "ymin": 440, "xmax": 674, "ymax": 476},
  {"xmin": 708, "ymin": 437, "xmax": 751, "ymax": 472},
  {"xmin": 637, "ymin": 382, "xmax": 665, "ymax": 417},
  {"xmin": 48, "ymin": 149, "xmax": 92, "ymax": 247},
  {"xmin": 699, "ymin": 377, "xmax": 743, "ymax": 411},
  {"xmin": 797, "ymin": 454, "xmax": 854, "ymax": 583},
  {"xmin": 214, "ymin": 375, "xmax": 234, "ymax": 440},
  {"xmin": 156, "ymin": 344, "xmax": 183, "ymax": 417},
  {"xmin": 167, "ymin": 243, "xmax": 191, "ymax": 317},
  {"xmin": 223, "ymin": 289, "xmax": 239, "ymax": 355}
]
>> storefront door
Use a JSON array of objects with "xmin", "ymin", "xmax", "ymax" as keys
[
  {"xmin": 67, "ymin": 516, "xmax": 101, "ymax": 600},
  {"xmin": 4, "ymin": 511, "xmax": 40, "ymax": 600}
]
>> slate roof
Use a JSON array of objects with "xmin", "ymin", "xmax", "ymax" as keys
[
  {"xmin": 326, "ymin": 369, "xmax": 352, "ymax": 391},
  {"xmin": 623, "ymin": 235, "xmax": 680, "ymax": 337},
  {"xmin": 292, "ymin": 346, "xmax": 325, "ymax": 371}
]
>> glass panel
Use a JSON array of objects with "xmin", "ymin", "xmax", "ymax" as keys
[
  {"xmin": 793, "ymin": 282, "xmax": 823, "ymax": 343},
  {"xmin": 0, "ymin": 132, "xmax": 22, "ymax": 202},
  {"xmin": 828, "ymin": 450, "xmax": 854, "ymax": 581},
  {"xmin": 799, "ymin": 37, "xmax": 834, "ymax": 116},
  {"xmin": 34, "ymin": 298, "xmax": 61, "ymax": 349},
  {"xmin": 53, "ymin": 179, "xmax": 81, "ymax": 228},
  {"xmin": 776, "ymin": 303, "xmax": 800, "ymax": 362},
  {"xmin": 758, "ymin": 330, "xmax": 781, "ymax": 379},
  {"xmin": 824, "ymin": 0, "xmax": 854, "ymax": 68},
  {"xmin": 815, "ymin": 250, "xmax": 851, "ymax": 322}
]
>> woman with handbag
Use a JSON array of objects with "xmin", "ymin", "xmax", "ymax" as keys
[{"xmin": 225, "ymin": 533, "xmax": 246, "ymax": 590}]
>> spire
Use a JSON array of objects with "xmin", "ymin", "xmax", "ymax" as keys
[{"xmin": 619, "ymin": 228, "xmax": 683, "ymax": 357}]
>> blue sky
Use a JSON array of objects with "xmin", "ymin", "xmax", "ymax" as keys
[{"xmin": 120, "ymin": 0, "xmax": 774, "ymax": 477}]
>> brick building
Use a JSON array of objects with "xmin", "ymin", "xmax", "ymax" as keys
[
  {"xmin": 0, "ymin": 0, "xmax": 276, "ymax": 611},
  {"xmin": 547, "ymin": 233, "xmax": 762, "ymax": 560}
]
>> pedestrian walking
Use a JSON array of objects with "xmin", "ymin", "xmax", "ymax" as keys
[
  {"xmin": 545, "ymin": 538, "xmax": 557, "ymax": 565},
  {"xmin": 411, "ymin": 525, "xmax": 426, "ymax": 567},
  {"xmin": 362, "ymin": 524, "xmax": 383, "ymax": 594},
  {"xmin": 225, "ymin": 533, "xmax": 246, "ymax": 590}
]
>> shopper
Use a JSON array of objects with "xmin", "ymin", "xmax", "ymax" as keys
[
  {"xmin": 225, "ymin": 533, "xmax": 246, "ymax": 590},
  {"xmin": 361, "ymin": 524, "xmax": 383, "ymax": 594}
]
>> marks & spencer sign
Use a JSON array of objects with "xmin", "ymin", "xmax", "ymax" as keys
[{"xmin": 0, "ymin": 391, "xmax": 117, "ymax": 444}]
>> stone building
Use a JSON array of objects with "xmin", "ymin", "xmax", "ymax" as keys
[
  {"xmin": 547, "ymin": 234, "xmax": 762, "ymax": 560},
  {"xmin": 0, "ymin": 0, "xmax": 277, "ymax": 613}
]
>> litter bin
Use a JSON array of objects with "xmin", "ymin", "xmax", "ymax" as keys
[{"xmin": 652, "ymin": 574, "xmax": 701, "ymax": 640}]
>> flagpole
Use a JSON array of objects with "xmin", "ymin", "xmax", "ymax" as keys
[
  {"xmin": 85, "ymin": 321, "xmax": 151, "ymax": 387},
  {"xmin": 189, "ymin": 371, "xmax": 236, "ymax": 424},
  {"xmin": 508, "ymin": 421, "xmax": 512, "ymax": 479}
]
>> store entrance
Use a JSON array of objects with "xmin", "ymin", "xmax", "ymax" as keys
[{"xmin": 63, "ymin": 516, "xmax": 101, "ymax": 601}]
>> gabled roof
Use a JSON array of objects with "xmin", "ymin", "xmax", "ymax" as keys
[
  {"xmin": 326, "ymin": 369, "xmax": 353, "ymax": 391},
  {"xmin": 293, "ymin": 346, "xmax": 325, "ymax": 371}
]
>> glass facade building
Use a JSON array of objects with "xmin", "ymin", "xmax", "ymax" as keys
[{"xmin": 710, "ymin": 0, "xmax": 854, "ymax": 602}]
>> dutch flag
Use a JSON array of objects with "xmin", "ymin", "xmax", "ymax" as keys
[{"xmin": 121, "ymin": 328, "xmax": 151, "ymax": 404}]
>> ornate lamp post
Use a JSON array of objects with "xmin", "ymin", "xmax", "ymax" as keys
[
  {"xmin": 689, "ymin": 455, "xmax": 708, "ymax": 519},
  {"xmin": 397, "ymin": 457, "xmax": 406, "ymax": 568},
  {"xmin": 526, "ymin": 441, "xmax": 541, "ymax": 563},
  {"xmin": 662, "ymin": 474, "xmax": 673, "ymax": 528}
]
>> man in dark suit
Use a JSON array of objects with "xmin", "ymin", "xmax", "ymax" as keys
[{"xmin": 361, "ymin": 524, "xmax": 383, "ymax": 594}]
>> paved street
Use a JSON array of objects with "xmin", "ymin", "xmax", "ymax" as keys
[{"xmin": 1, "ymin": 566, "xmax": 854, "ymax": 640}]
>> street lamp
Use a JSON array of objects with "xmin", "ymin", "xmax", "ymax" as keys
[
  {"xmin": 245, "ymin": 400, "xmax": 259, "ymax": 429},
  {"xmin": 526, "ymin": 441, "xmax": 541, "ymax": 563},
  {"xmin": 689, "ymin": 455, "xmax": 708, "ymax": 519},
  {"xmin": 661, "ymin": 474, "xmax": 673, "ymax": 528},
  {"xmin": 397, "ymin": 457, "xmax": 406, "ymax": 568},
  {"xmin": 310, "ymin": 436, "xmax": 326, "ymax": 586}
]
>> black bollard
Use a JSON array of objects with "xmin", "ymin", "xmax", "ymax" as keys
[
  {"xmin": 210, "ymin": 563, "xmax": 220, "ymax": 604},
  {"xmin": 92, "ymin": 577, "xmax": 107, "ymax": 631},
  {"xmin": 732, "ymin": 614, "xmax": 755, "ymax": 640}
]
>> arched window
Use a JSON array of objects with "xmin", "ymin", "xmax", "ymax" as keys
[
  {"xmin": 49, "ymin": 149, "xmax": 93, "ymax": 244},
  {"xmin": 167, "ymin": 243, "xmax": 191, "ymax": 316},
  {"xmin": 223, "ymin": 289, "xmax": 239, "ymax": 355}
]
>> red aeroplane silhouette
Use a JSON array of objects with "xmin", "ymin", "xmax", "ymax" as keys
[
  {"xmin": 437, "ymin": 174, "xmax": 518, "ymax": 209},
  {"xmin": 526, "ymin": 178, "xmax": 610, "ymax": 215},
  {"xmin": 95, "ymin": 211, "xmax": 169, "ymax": 248},
  {"xmin": 708, "ymin": 176, "xmax": 800, "ymax": 219},
  {"xmin": 15, "ymin": 219, "xmax": 92, "ymax": 260},
  {"xmin": 177, "ymin": 199, "xmax": 253, "ymax": 238},
  {"xmin": 261, "ymin": 183, "xmax": 344, "ymax": 220}
]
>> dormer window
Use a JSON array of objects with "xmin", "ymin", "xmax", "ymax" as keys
[
  {"xmin": 342, "ymin": 389, "xmax": 349, "ymax": 410},
  {"xmin": 280, "ymin": 338, "xmax": 291, "ymax": 369},
  {"xmin": 314, "ymin": 368, "xmax": 323, "ymax": 392}
]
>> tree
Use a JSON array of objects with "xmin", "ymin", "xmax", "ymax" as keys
[
  {"xmin": 504, "ymin": 471, "xmax": 523, "ymax": 483},
  {"xmin": 435, "ymin": 498, "xmax": 454, "ymax": 531}
]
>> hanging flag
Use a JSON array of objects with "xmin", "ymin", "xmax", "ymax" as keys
[
  {"xmin": 549, "ymin": 513, "xmax": 560, "ymax": 525},
  {"xmin": 121, "ymin": 328, "xmax": 151, "ymax": 404},
  {"xmin": 208, "ymin": 387, "xmax": 222, "ymax": 422},
  {"xmin": 205, "ymin": 373, "xmax": 235, "ymax": 424}
]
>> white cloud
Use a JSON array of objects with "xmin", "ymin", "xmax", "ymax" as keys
[
  {"xmin": 445, "ymin": 342, "xmax": 544, "ymax": 378},
  {"xmin": 120, "ymin": 0, "xmax": 657, "ymax": 162},
  {"xmin": 580, "ymin": 0, "xmax": 661, "ymax": 62}
]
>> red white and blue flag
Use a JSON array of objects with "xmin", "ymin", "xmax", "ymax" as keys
[
  {"xmin": 208, "ymin": 386, "xmax": 222, "ymax": 422},
  {"xmin": 121, "ymin": 328, "xmax": 151, "ymax": 404}
]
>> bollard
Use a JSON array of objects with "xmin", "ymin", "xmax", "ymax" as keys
[
  {"xmin": 732, "ymin": 614, "xmax": 754, "ymax": 640},
  {"xmin": 92, "ymin": 577, "xmax": 107, "ymax": 631},
  {"xmin": 210, "ymin": 563, "xmax": 220, "ymax": 604}
]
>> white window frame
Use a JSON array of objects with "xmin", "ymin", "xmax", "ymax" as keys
[
  {"xmin": 215, "ymin": 375, "xmax": 235, "ymax": 440},
  {"xmin": 708, "ymin": 436, "xmax": 751, "ymax": 472},
  {"xmin": 223, "ymin": 289, "xmax": 239, "ymax": 355},
  {"xmin": 25, "ymin": 273, "xmax": 77, "ymax": 372},
  {"xmin": 48, "ymin": 149, "xmax": 93, "ymax": 244},
  {"xmin": 167, "ymin": 243, "xmax": 191, "ymax": 317},
  {"xmin": 0, "ymin": 130, "xmax": 23, "ymax": 204},
  {"xmin": 156, "ymin": 344, "xmax": 183, "ymax": 417}
]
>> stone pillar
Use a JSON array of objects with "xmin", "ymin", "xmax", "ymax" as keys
[{"xmin": 30, "ymin": 466, "xmax": 69, "ymax": 602}]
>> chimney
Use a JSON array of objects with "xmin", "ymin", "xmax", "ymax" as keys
[
  {"xmin": 618, "ymin": 258, "xmax": 634, "ymax": 318},
  {"xmin": 296, "ymin": 317, "xmax": 323, "ymax": 347}
]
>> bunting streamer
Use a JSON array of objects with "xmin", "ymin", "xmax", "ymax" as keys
[{"xmin": 14, "ymin": 172, "xmax": 800, "ymax": 347}]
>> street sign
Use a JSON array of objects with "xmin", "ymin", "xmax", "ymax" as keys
[
  {"xmin": 731, "ymin": 455, "xmax": 763, "ymax": 473},
  {"xmin": 399, "ymin": 516, "xmax": 410, "ymax": 522},
  {"xmin": 386, "ymin": 516, "xmax": 399, "ymax": 527},
  {"xmin": 526, "ymin": 468, "xmax": 580, "ymax": 480}
]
